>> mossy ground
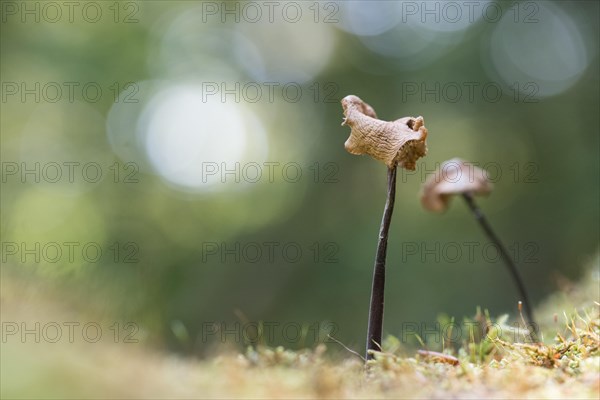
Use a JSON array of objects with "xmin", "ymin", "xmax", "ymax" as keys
[{"xmin": 1, "ymin": 262, "xmax": 598, "ymax": 399}]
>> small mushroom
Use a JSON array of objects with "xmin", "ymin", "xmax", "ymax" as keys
[
  {"xmin": 340, "ymin": 95, "xmax": 430, "ymax": 361},
  {"xmin": 421, "ymin": 158, "xmax": 492, "ymax": 212},
  {"xmin": 420, "ymin": 158, "xmax": 537, "ymax": 340},
  {"xmin": 341, "ymin": 95, "xmax": 428, "ymax": 170}
]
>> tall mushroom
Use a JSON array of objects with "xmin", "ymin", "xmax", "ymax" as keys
[
  {"xmin": 421, "ymin": 158, "xmax": 538, "ymax": 340},
  {"xmin": 341, "ymin": 95, "xmax": 428, "ymax": 360}
]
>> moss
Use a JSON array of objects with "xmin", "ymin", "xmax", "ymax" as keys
[{"xmin": 2, "ymin": 266, "xmax": 598, "ymax": 399}]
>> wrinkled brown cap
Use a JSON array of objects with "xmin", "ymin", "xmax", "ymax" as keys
[
  {"xmin": 341, "ymin": 95, "xmax": 428, "ymax": 169},
  {"xmin": 421, "ymin": 158, "xmax": 493, "ymax": 212}
]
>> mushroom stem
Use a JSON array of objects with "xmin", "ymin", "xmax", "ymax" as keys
[
  {"xmin": 366, "ymin": 166, "xmax": 397, "ymax": 360},
  {"xmin": 461, "ymin": 192, "xmax": 538, "ymax": 341}
]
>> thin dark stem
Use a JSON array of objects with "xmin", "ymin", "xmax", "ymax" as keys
[
  {"xmin": 365, "ymin": 166, "xmax": 397, "ymax": 360},
  {"xmin": 461, "ymin": 192, "xmax": 538, "ymax": 341}
]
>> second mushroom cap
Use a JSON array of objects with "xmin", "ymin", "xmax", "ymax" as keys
[{"xmin": 421, "ymin": 158, "xmax": 493, "ymax": 212}]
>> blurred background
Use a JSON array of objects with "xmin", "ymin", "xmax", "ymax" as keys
[{"xmin": 1, "ymin": 0, "xmax": 599, "ymax": 358}]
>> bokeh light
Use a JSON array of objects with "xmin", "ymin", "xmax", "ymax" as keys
[
  {"xmin": 485, "ymin": 2, "xmax": 592, "ymax": 97},
  {"xmin": 141, "ymin": 83, "xmax": 268, "ymax": 191}
]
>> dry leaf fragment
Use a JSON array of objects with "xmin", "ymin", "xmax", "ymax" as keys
[
  {"xmin": 417, "ymin": 350, "xmax": 460, "ymax": 366},
  {"xmin": 421, "ymin": 158, "xmax": 493, "ymax": 213},
  {"xmin": 340, "ymin": 95, "xmax": 428, "ymax": 169}
]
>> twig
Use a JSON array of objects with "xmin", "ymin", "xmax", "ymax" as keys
[{"xmin": 327, "ymin": 334, "xmax": 365, "ymax": 362}]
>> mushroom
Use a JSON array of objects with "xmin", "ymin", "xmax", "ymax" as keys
[
  {"xmin": 341, "ymin": 95, "xmax": 428, "ymax": 169},
  {"xmin": 421, "ymin": 158, "xmax": 492, "ymax": 212},
  {"xmin": 420, "ymin": 159, "xmax": 538, "ymax": 340},
  {"xmin": 340, "ymin": 95, "xmax": 429, "ymax": 360}
]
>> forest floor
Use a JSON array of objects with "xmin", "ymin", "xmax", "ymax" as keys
[{"xmin": 1, "ymin": 260, "xmax": 598, "ymax": 399}]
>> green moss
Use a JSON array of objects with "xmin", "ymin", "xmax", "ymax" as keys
[{"xmin": 2, "ymin": 265, "xmax": 598, "ymax": 399}]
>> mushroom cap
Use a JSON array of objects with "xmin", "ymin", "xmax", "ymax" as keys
[
  {"xmin": 421, "ymin": 158, "xmax": 493, "ymax": 212},
  {"xmin": 340, "ymin": 95, "xmax": 428, "ymax": 169}
]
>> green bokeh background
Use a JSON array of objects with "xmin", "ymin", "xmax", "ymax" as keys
[{"xmin": 1, "ymin": 0, "xmax": 598, "ymax": 354}]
